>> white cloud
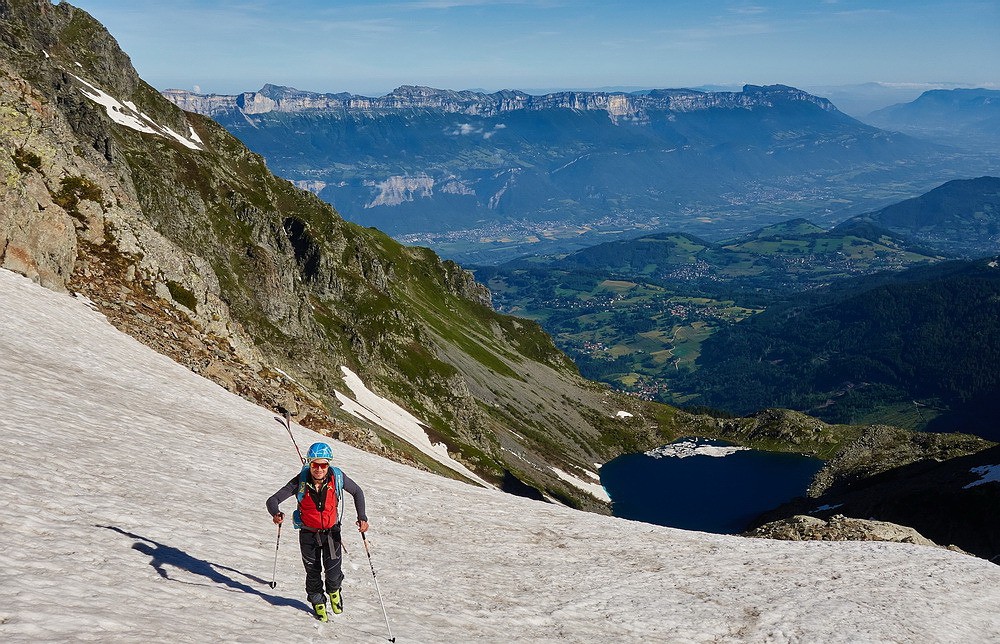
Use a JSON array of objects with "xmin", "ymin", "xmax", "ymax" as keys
[{"xmin": 447, "ymin": 123, "xmax": 482, "ymax": 136}]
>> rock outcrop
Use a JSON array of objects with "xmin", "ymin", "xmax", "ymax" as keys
[
  {"xmin": 745, "ymin": 514, "xmax": 959, "ymax": 551},
  {"xmin": 807, "ymin": 424, "xmax": 994, "ymax": 497},
  {"xmin": 746, "ymin": 444, "xmax": 1000, "ymax": 562}
]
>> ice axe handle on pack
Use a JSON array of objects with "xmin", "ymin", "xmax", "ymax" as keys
[{"xmin": 274, "ymin": 409, "xmax": 304, "ymax": 464}]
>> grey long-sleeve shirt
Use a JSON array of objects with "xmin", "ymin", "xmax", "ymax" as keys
[{"xmin": 266, "ymin": 470, "xmax": 368, "ymax": 523}]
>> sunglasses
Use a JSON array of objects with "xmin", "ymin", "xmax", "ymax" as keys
[{"xmin": 309, "ymin": 461, "xmax": 330, "ymax": 469}]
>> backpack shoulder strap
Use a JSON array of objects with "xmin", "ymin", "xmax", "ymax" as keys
[
  {"xmin": 295, "ymin": 466, "xmax": 310, "ymax": 503},
  {"xmin": 291, "ymin": 466, "xmax": 311, "ymax": 530}
]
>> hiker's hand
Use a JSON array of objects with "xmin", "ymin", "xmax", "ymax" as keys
[
  {"xmin": 357, "ymin": 520, "xmax": 369, "ymax": 533},
  {"xmin": 273, "ymin": 512, "xmax": 284, "ymax": 525}
]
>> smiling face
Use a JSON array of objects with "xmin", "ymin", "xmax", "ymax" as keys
[{"xmin": 309, "ymin": 459, "xmax": 330, "ymax": 482}]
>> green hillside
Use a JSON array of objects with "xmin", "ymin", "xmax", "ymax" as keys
[
  {"xmin": 476, "ymin": 218, "xmax": 943, "ymax": 405},
  {"xmin": 837, "ymin": 176, "xmax": 1000, "ymax": 258},
  {"xmin": 675, "ymin": 258, "xmax": 1000, "ymax": 437}
]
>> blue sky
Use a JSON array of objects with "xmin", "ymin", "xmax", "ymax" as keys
[{"xmin": 67, "ymin": 0, "xmax": 999, "ymax": 96}]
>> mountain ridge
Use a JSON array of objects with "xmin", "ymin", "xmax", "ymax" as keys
[
  {"xmin": 0, "ymin": 0, "xmax": 698, "ymax": 510},
  {"xmin": 866, "ymin": 88, "xmax": 1000, "ymax": 149},
  {"xmin": 160, "ymin": 75, "xmax": 979, "ymax": 262},
  {"xmin": 836, "ymin": 176, "xmax": 1000, "ymax": 257},
  {"xmin": 163, "ymin": 82, "xmax": 840, "ymax": 120}
]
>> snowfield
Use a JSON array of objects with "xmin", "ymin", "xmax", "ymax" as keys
[{"xmin": 1, "ymin": 267, "xmax": 999, "ymax": 643}]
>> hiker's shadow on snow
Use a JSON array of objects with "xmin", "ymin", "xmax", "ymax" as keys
[{"xmin": 98, "ymin": 525, "xmax": 311, "ymax": 614}]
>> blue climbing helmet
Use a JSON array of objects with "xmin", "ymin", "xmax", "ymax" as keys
[{"xmin": 306, "ymin": 442, "xmax": 333, "ymax": 463}]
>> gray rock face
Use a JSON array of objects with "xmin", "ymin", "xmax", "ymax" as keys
[
  {"xmin": 1, "ymin": 68, "xmax": 81, "ymax": 291},
  {"xmin": 0, "ymin": 3, "xmax": 260, "ymax": 360},
  {"xmin": 808, "ymin": 424, "xmax": 993, "ymax": 497},
  {"xmin": 163, "ymin": 83, "xmax": 838, "ymax": 120}
]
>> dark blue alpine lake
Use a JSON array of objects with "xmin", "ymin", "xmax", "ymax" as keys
[{"xmin": 599, "ymin": 438, "xmax": 824, "ymax": 534}]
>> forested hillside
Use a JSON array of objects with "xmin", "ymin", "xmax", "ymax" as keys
[
  {"xmin": 836, "ymin": 176, "xmax": 1000, "ymax": 258},
  {"xmin": 676, "ymin": 258, "xmax": 1000, "ymax": 436},
  {"xmin": 475, "ymin": 217, "xmax": 944, "ymax": 408}
]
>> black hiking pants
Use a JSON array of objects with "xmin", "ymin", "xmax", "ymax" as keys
[{"xmin": 299, "ymin": 526, "xmax": 343, "ymax": 603}]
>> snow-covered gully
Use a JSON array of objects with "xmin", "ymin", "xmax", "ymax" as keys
[{"xmin": 1, "ymin": 268, "xmax": 998, "ymax": 643}]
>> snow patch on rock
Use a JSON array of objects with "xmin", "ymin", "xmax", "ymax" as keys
[
  {"xmin": 964, "ymin": 464, "xmax": 1000, "ymax": 488},
  {"xmin": 550, "ymin": 466, "xmax": 611, "ymax": 503},
  {"xmin": 336, "ymin": 366, "xmax": 490, "ymax": 487},
  {"xmin": 72, "ymin": 75, "xmax": 202, "ymax": 150}
]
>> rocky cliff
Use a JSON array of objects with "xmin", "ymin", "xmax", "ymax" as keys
[{"xmin": 163, "ymin": 82, "xmax": 838, "ymax": 121}]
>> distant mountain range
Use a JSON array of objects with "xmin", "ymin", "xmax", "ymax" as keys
[
  {"xmin": 802, "ymin": 82, "xmax": 966, "ymax": 119},
  {"xmin": 866, "ymin": 88, "xmax": 1000, "ymax": 150},
  {"xmin": 163, "ymin": 84, "xmax": 995, "ymax": 263},
  {"xmin": 165, "ymin": 82, "xmax": 842, "ymax": 117}
]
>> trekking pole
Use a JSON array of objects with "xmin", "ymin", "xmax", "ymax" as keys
[
  {"xmin": 274, "ymin": 410, "xmax": 305, "ymax": 464},
  {"xmin": 268, "ymin": 523, "xmax": 282, "ymax": 589},
  {"xmin": 361, "ymin": 531, "xmax": 395, "ymax": 643}
]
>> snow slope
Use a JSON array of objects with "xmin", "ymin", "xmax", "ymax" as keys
[{"xmin": 1, "ymin": 267, "xmax": 999, "ymax": 643}]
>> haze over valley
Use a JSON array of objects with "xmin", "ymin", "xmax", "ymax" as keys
[{"xmin": 165, "ymin": 83, "xmax": 1000, "ymax": 264}]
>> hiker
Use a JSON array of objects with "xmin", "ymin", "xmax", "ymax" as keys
[{"xmin": 266, "ymin": 442, "xmax": 369, "ymax": 621}]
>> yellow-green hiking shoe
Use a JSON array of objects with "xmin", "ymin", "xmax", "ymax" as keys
[
  {"xmin": 312, "ymin": 602, "xmax": 329, "ymax": 622},
  {"xmin": 329, "ymin": 589, "xmax": 343, "ymax": 615}
]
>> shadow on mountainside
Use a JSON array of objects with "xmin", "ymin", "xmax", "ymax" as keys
[
  {"xmin": 99, "ymin": 525, "xmax": 310, "ymax": 613},
  {"xmin": 745, "ymin": 445, "xmax": 1000, "ymax": 563}
]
